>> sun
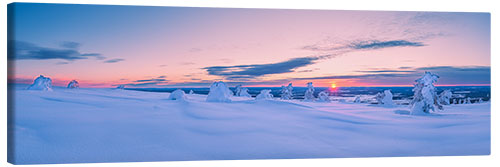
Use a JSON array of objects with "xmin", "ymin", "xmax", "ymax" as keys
[{"xmin": 331, "ymin": 83, "xmax": 337, "ymax": 89}]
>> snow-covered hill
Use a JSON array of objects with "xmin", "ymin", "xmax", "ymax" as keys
[{"xmin": 9, "ymin": 86, "xmax": 490, "ymax": 164}]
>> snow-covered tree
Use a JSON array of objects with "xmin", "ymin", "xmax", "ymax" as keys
[
  {"xmin": 234, "ymin": 84, "xmax": 251, "ymax": 97},
  {"xmin": 234, "ymin": 84, "xmax": 243, "ymax": 96},
  {"xmin": 256, "ymin": 89, "xmax": 273, "ymax": 100},
  {"xmin": 382, "ymin": 90, "xmax": 394, "ymax": 105},
  {"xmin": 375, "ymin": 92, "xmax": 384, "ymax": 104},
  {"xmin": 303, "ymin": 82, "xmax": 315, "ymax": 101},
  {"xmin": 67, "ymin": 80, "xmax": 79, "ymax": 89},
  {"xmin": 27, "ymin": 75, "xmax": 53, "ymax": 91},
  {"xmin": 353, "ymin": 95, "xmax": 361, "ymax": 103},
  {"xmin": 168, "ymin": 89, "xmax": 187, "ymax": 100},
  {"xmin": 478, "ymin": 98, "xmax": 483, "ymax": 103},
  {"xmin": 206, "ymin": 81, "xmax": 233, "ymax": 102},
  {"xmin": 465, "ymin": 97, "xmax": 471, "ymax": 104},
  {"xmin": 116, "ymin": 85, "xmax": 125, "ymax": 89},
  {"xmin": 189, "ymin": 90, "xmax": 194, "ymax": 94},
  {"xmin": 318, "ymin": 91, "xmax": 330, "ymax": 102},
  {"xmin": 239, "ymin": 87, "xmax": 252, "ymax": 97},
  {"xmin": 280, "ymin": 83, "xmax": 293, "ymax": 100},
  {"xmin": 453, "ymin": 99, "xmax": 458, "ymax": 104},
  {"xmin": 438, "ymin": 90, "xmax": 452, "ymax": 105},
  {"xmin": 410, "ymin": 72, "xmax": 443, "ymax": 115}
]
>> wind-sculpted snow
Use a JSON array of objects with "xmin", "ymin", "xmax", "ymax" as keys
[{"xmin": 10, "ymin": 86, "xmax": 490, "ymax": 164}]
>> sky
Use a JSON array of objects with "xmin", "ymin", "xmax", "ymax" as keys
[{"xmin": 8, "ymin": 3, "xmax": 491, "ymax": 88}]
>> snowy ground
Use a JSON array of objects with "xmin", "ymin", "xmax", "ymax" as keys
[{"xmin": 9, "ymin": 86, "xmax": 490, "ymax": 164}]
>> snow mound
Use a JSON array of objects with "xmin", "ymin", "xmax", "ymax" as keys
[
  {"xmin": 256, "ymin": 89, "xmax": 273, "ymax": 100},
  {"xmin": 168, "ymin": 89, "xmax": 187, "ymax": 101},
  {"xmin": 206, "ymin": 81, "xmax": 233, "ymax": 102},
  {"xmin": 27, "ymin": 75, "xmax": 53, "ymax": 91},
  {"xmin": 67, "ymin": 80, "xmax": 80, "ymax": 88}
]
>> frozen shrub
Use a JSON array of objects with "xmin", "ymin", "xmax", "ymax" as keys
[
  {"xmin": 438, "ymin": 90, "xmax": 452, "ymax": 105},
  {"xmin": 303, "ymin": 82, "xmax": 315, "ymax": 101},
  {"xmin": 353, "ymin": 95, "xmax": 361, "ymax": 103},
  {"xmin": 206, "ymin": 81, "xmax": 233, "ymax": 102},
  {"xmin": 67, "ymin": 80, "xmax": 79, "ymax": 89},
  {"xmin": 318, "ymin": 91, "xmax": 330, "ymax": 102},
  {"xmin": 168, "ymin": 89, "xmax": 187, "ymax": 100},
  {"xmin": 256, "ymin": 89, "xmax": 273, "ymax": 100},
  {"xmin": 27, "ymin": 75, "xmax": 53, "ymax": 91},
  {"xmin": 410, "ymin": 72, "xmax": 443, "ymax": 115}
]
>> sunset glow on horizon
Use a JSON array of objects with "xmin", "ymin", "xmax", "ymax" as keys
[{"xmin": 8, "ymin": 3, "xmax": 490, "ymax": 88}]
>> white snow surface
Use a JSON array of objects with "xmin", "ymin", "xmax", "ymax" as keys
[
  {"xmin": 27, "ymin": 75, "xmax": 53, "ymax": 91},
  {"xmin": 10, "ymin": 86, "xmax": 490, "ymax": 164}
]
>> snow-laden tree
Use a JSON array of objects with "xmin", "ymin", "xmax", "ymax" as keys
[
  {"xmin": 27, "ymin": 75, "xmax": 53, "ymax": 91},
  {"xmin": 353, "ymin": 95, "xmax": 361, "ymax": 103},
  {"xmin": 410, "ymin": 72, "xmax": 443, "ymax": 115},
  {"xmin": 168, "ymin": 89, "xmax": 187, "ymax": 101},
  {"xmin": 256, "ymin": 89, "xmax": 273, "ymax": 100},
  {"xmin": 116, "ymin": 85, "xmax": 125, "ymax": 89},
  {"xmin": 375, "ymin": 92, "xmax": 384, "ymax": 104},
  {"xmin": 67, "ymin": 80, "xmax": 79, "ymax": 89},
  {"xmin": 453, "ymin": 99, "xmax": 458, "ymax": 104},
  {"xmin": 465, "ymin": 97, "xmax": 471, "ymax": 104},
  {"xmin": 318, "ymin": 91, "xmax": 330, "ymax": 102},
  {"xmin": 234, "ymin": 84, "xmax": 251, "ymax": 97},
  {"xmin": 234, "ymin": 84, "xmax": 243, "ymax": 96},
  {"xmin": 382, "ymin": 90, "xmax": 394, "ymax": 105},
  {"xmin": 303, "ymin": 82, "xmax": 315, "ymax": 101},
  {"xmin": 438, "ymin": 90, "xmax": 452, "ymax": 105},
  {"xmin": 280, "ymin": 83, "xmax": 293, "ymax": 100},
  {"xmin": 478, "ymin": 98, "xmax": 484, "ymax": 103},
  {"xmin": 189, "ymin": 90, "xmax": 194, "ymax": 94},
  {"xmin": 206, "ymin": 81, "xmax": 233, "ymax": 102},
  {"xmin": 239, "ymin": 87, "xmax": 252, "ymax": 97}
]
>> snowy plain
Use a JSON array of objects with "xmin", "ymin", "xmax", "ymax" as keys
[{"xmin": 9, "ymin": 86, "xmax": 490, "ymax": 164}]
